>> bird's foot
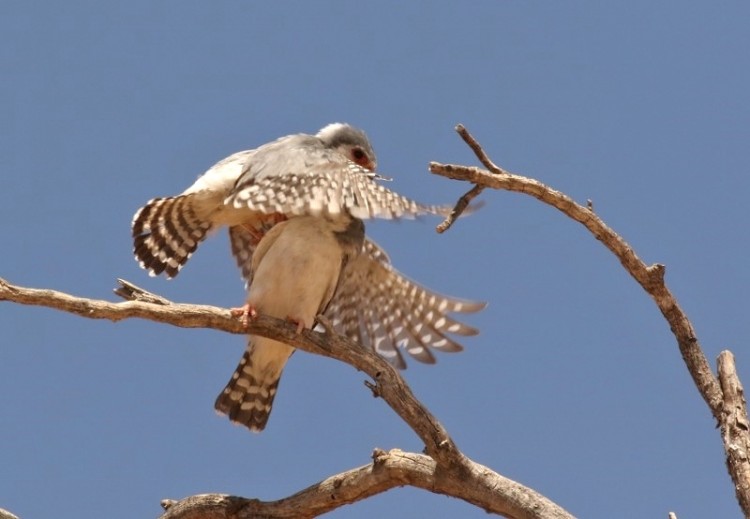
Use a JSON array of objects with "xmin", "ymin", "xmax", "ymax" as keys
[
  {"xmin": 231, "ymin": 303, "xmax": 258, "ymax": 327},
  {"xmin": 286, "ymin": 316, "xmax": 307, "ymax": 335}
]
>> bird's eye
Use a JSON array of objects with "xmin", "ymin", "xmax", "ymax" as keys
[{"xmin": 352, "ymin": 148, "xmax": 366, "ymax": 161}]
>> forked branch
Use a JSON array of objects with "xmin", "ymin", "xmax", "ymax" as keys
[
  {"xmin": 430, "ymin": 124, "xmax": 750, "ymax": 517},
  {"xmin": 158, "ymin": 449, "xmax": 561, "ymax": 519}
]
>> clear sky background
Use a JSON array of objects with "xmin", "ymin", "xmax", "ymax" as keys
[{"xmin": 1, "ymin": 2, "xmax": 748, "ymax": 518}]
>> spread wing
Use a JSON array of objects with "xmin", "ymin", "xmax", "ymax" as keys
[
  {"xmin": 226, "ymin": 135, "xmax": 453, "ymax": 220},
  {"xmin": 323, "ymin": 239, "xmax": 485, "ymax": 369},
  {"xmin": 230, "ymin": 224, "xmax": 485, "ymax": 369}
]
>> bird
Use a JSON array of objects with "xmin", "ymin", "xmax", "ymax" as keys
[{"xmin": 132, "ymin": 123, "xmax": 485, "ymax": 432}]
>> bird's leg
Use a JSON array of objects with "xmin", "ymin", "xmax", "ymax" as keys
[
  {"xmin": 231, "ymin": 303, "xmax": 258, "ymax": 327},
  {"xmin": 241, "ymin": 213, "xmax": 288, "ymax": 246},
  {"xmin": 285, "ymin": 315, "xmax": 309, "ymax": 335},
  {"xmin": 241, "ymin": 223, "xmax": 265, "ymax": 246}
]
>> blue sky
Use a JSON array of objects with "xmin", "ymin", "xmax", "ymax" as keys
[{"xmin": 2, "ymin": 2, "xmax": 749, "ymax": 518}]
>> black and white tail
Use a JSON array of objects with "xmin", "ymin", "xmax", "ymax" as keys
[{"xmin": 214, "ymin": 337, "xmax": 294, "ymax": 432}]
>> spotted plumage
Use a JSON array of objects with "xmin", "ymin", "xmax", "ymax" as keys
[{"xmin": 131, "ymin": 123, "xmax": 485, "ymax": 432}]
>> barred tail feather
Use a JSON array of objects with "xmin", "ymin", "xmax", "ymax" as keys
[
  {"xmin": 132, "ymin": 195, "xmax": 213, "ymax": 278},
  {"xmin": 214, "ymin": 337, "xmax": 294, "ymax": 433}
]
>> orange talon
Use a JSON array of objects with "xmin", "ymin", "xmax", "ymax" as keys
[
  {"xmin": 286, "ymin": 316, "xmax": 305, "ymax": 335},
  {"xmin": 231, "ymin": 303, "xmax": 257, "ymax": 327}
]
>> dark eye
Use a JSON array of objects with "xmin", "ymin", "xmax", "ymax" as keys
[{"xmin": 352, "ymin": 148, "xmax": 366, "ymax": 161}]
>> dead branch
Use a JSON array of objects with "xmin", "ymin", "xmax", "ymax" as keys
[
  {"xmin": 0, "ymin": 509, "xmax": 20, "ymax": 519},
  {"xmin": 718, "ymin": 351, "xmax": 750, "ymax": 513},
  {"xmin": 430, "ymin": 123, "xmax": 750, "ymax": 516},
  {"xmin": 0, "ymin": 277, "xmax": 574, "ymax": 519},
  {"xmin": 435, "ymin": 124, "xmax": 505, "ymax": 233},
  {"xmin": 158, "ymin": 449, "xmax": 564, "ymax": 519}
]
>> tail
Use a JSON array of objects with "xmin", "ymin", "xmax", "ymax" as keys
[
  {"xmin": 132, "ymin": 195, "xmax": 213, "ymax": 278},
  {"xmin": 214, "ymin": 337, "xmax": 294, "ymax": 432}
]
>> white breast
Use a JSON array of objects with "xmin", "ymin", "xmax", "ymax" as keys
[{"xmin": 247, "ymin": 216, "xmax": 345, "ymax": 329}]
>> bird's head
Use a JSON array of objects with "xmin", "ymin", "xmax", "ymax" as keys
[{"xmin": 316, "ymin": 122, "xmax": 377, "ymax": 172}]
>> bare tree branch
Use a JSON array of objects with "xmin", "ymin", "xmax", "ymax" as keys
[
  {"xmin": 718, "ymin": 351, "xmax": 750, "ymax": 513},
  {"xmin": 0, "ymin": 508, "xmax": 20, "ymax": 519},
  {"xmin": 430, "ymin": 123, "xmax": 750, "ymax": 516},
  {"xmin": 435, "ymin": 124, "xmax": 500, "ymax": 233},
  {"xmin": 430, "ymin": 131, "xmax": 721, "ymax": 417},
  {"xmin": 0, "ymin": 277, "xmax": 574, "ymax": 519},
  {"xmin": 158, "ymin": 449, "xmax": 568, "ymax": 519}
]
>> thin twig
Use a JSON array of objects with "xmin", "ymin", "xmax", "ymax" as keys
[
  {"xmin": 436, "ymin": 124, "xmax": 515, "ymax": 233},
  {"xmin": 436, "ymin": 184, "xmax": 485, "ymax": 234},
  {"xmin": 114, "ymin": 278, "xmax": 172, "ymax": 305},
  {"xmin": 455, "ymin": 124, "xmax": 504, "ymax": 174}
]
